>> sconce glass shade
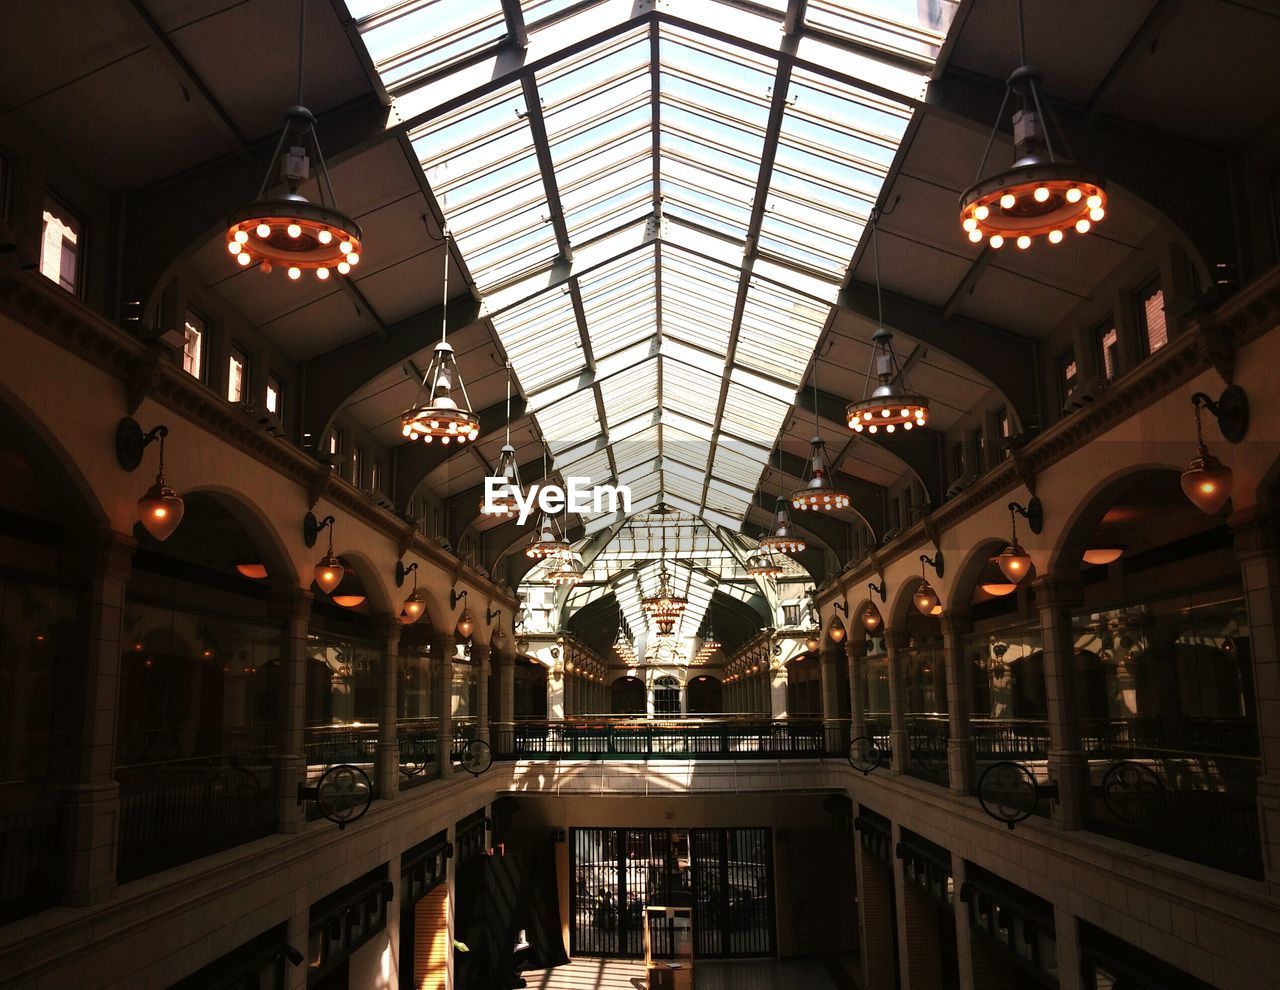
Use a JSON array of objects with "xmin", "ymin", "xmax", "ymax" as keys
[
  {"xmin": 493, "ymin": 628, "xmax": 506, "ymax": 650},
  {"xmin": 1181, "ymin": 451, "xmax": 1233, "ymax": 514},
  {"xmin": 235, "ymin": 563, "xmax": 269, "ymax": 579},
  {"xmin": 456, "ymin": 610, "xmax": 475, "ymax": 639},
  {"xmin": 914, "ymin": 580, "xmax": 939, "ymax": 616},
  {"xmin": 861, "ymin": 604, "xmax": 883, "ymax": 632},
  {"xmin": 402, "ymin": 590, "xmax": 426, "ymax": 623},
  {"xmin": 805, "ymin": 635, "xmax": 820, "ymax": 652},
  {"xmin": 1082, "ymin": 546, "xmax": 1125, "ymax": 566},
  {"xmin": 995, "ymin": 542, "xmax": 1032, "ymax": 584},
  {"xmin": 829, "ymin": 620, "xmax": 847, "ymax": 643},
  {"xmin": 397, "ymin": 607, "xmax": 416, "ymax": 625},
  {"xmin": 138, "ymin": 479, "xmax": 185, "ymax": 541},
  {"xmin": 314, "ymin": 554, "xmax": 344, "ymax": 594}
]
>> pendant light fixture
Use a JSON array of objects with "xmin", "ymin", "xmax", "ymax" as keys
[
  {"xmin": 1181, "ymin": 389, "xmax": 1248, "ymax": 515},
  {"xmin": 913, "ymin": 554, "xmax": 941, "ymax": 616},
  {"xmin": 401, "ymin": 231, "xmax": 480, "ymax": 445},
  {"xmin": 225, "ymin": 1, "xmax": 362, "ymax": 280},
  {"xmin": 792, "ymin": 347, "xmax": 851, "ymax": 512},
  {"xmin": 480, "ymin": 363, "xmax": 524, "ymax": 520},
  {"xmin": 641, "ymin": 512, "xmax": 688, "ymax": 627},
  {"xmin": 526, "ymin": 444, "xmax": 571, "ymax": 559},
  {"xmin": 745, "ymin": 546, "xmax": 784, "ymax": 579},
  {"xmin": 306, "ymin": 514, "xmax": 343, "ymax": 595},
  {"xmin": 117, "ymin": 419, "xmax": 186, "ymax": 542},
  {"xmin": 860, "ymin": 602, "xmax": 883, "ymax": 632},
  {"xmin": 805, "ymin": 633, "xmax": 821, "ymax": 652},
  {"xmin": 829, "ymin": 617, "xmax": 847, "ymax": 644},
  {"xmin": 549, "ymin": 554, "xmax": 585, "ymax": 587},
  {"xmin": 761, "ymin": 445, "xmax": 807, "ymax": 554},
  {"xmin": 396, "ymin": 561, "xmax": 426, "ymax": 624},
  {"xmin": 959, "ymin": 0, "xmax": 1106, "ymax": 250},
  {"xmin": 994, "ymin": 499, "xmax": 1039, "ymax": 584},
  {"xmin": 848, "ymin": 210, "xmax": 929, "ymax": 434}
]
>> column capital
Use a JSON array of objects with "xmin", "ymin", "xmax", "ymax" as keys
[
  {"xmin": 940, "ymin": 609, "xmax": 972, "ymax": 638},
  {"xmin": 469, "ymin": 642, "xmax": 492, "ymax": 663},
  {"xmin": 1030, "ymin": 575, "xmax": 1083, "ymax": 609},
  {"xmin": 429, "ymin": 631, "xmax": 457, "ymax": 656},
  {"xmin": 60, "ymin": 528, "xmax": 136, "ymax": 580},
  {"xmin": 370, "ymin": 613, "xmax": 404, "ymax": 643},
  {"xmin": 267, "ymin": 587, "xmax": 314, "ymax": 621},
  {"xmin": 884, "ymin": 631, "xmax": 912, "ymax": 653}
]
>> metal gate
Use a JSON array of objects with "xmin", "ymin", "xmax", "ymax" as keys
[{"xmin": 570, "ymin": 827, "xmax": 774, "ymax": 958}]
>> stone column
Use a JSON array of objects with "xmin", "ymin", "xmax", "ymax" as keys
[
  {"xmin": 472, "ymin": 643, "xmax": 491, "ymax": 744},
  {"xmin": 1034, "ymin": 576, "xmax": 1087, "ymax": 829},
  {"xmin": 547, "ymin": 651, "xmax": 566, "ymax": 720},
  {"xmin": 375, "ymin": 615, "xmax": 401, "ymax": 799},
  {"xmin": 942, "ymin": 609, "xmax": 976, "ymax": 796},
  {"xmin": 846, "ymin": 637, "xmax": 867, "ymax": 742},
  {"xmin": 1232, "ymin": 510, "xmax": 1280, "ymax": 891},
  {"xmin": 819, "ymin": 644, "xmax": 844, "ymax": 752},
  {"xmin": 60, "ymin": 529, "xmax": 134, "ymax": 906},
  {"xmin": 433, "ymin": 633, "xmax": 455, "ymax": 779},
  {"xmin": 886, "ymin": 632, "xmax": 910, "ymax": 774},
  {"xmin": 769, "ymin": 663, "xmax": 789, "ymax": 719},
  {"xmin": 493, "ymin": 648, "xmax": 515, "ymax": 755},
  {"xmin": 268, "ymin": 588, "xmax": 313, "ymax": 833}
]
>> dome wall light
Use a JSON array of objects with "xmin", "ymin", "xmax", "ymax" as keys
[
  {"xmin": 1182, "ymin": 388, "xmax": 1247, "ymax": 514},
  {"xmin": 235, "ymin": 563, "xmax": 269, "ymax": 580},
  {"xmin": 1082, "ymin": 546, "xmax": 1125, "ymax": 566},
  {"xmin": 304, "ymin": 513, "xmax": 343, "ymax": 594},
  {"xmin": 959, "ymin": 2, "xmax": 1107, "ymax": 249},
  {"xmin": 995, "ymin": 498, "xmax": 1042, "ymax": 584},
  {"xmin": 224, "ymin": 3, "xmax": 361, "ymax": 279},
  {"xmin": 117, "ymin": 418, "xmax": 185, "ymax": 542},
  {"xmin": 330, "ymin": 565, "xmax": 367, "ymax": 609},
  {"xmin": 395, "ymin": 561, "xmax": 426, "ymax": 624},
  {"xmin": 848, "ymin": 208, "xmax": 930, "ymax": 435},
  {"xmin": 401, "ymin": 231, "xmax": 480, "ymax": 444}
]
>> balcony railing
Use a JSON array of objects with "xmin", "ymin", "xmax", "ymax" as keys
[
  {"xmin": 491, "ymin": 717, "xmax": 850, "ymax": 760},
  {"xmin": 0, "ymin": 796, "xmax": 60, "ymax": 922}
]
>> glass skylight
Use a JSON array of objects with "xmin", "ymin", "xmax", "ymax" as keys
[{"xmin": 362, "ymin": 0, "xmax": 955, "ymax": 535}]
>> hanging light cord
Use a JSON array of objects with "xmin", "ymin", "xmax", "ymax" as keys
[{"xmin": 505, "ymin": 362, "xmax": 512, "ymax": 445}]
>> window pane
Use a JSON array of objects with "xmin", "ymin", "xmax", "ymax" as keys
[
  {"xmin": 1098, "ymin": 324, "xmax": 1118, "ymax": 381},
  {"xmin": 1140, "ymin": 282, "xmax": 1168, "ymax": 353},
  {"xmin": 227, "ymin": 350, "xmax": 246, "ymax": 404},
  {"xmin": 352, "ymin": 444, "xmax": 364, "ymax": 486},
  {"xmin": 182, "ymin": 311, "xmax": 205, "ymax": 380},
  {"xmin": 40, "ymin": 196, "xmax": 81, "ymax": 294}
]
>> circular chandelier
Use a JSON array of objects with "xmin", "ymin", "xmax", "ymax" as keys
[
  {"xmin": 401, "ymin": 232, "xmax": 480, "ymax": 444},
  {"xmin": 761, "ymin": 444, "xmax": 807, "ymax": 554},
  {"xmin": 642, "ymin": 564, "xmax": 688, "ymax": 622},
  {"xmin": 225, "ymin": 5, "xmax": 361, "ymax": 280},
  {"xmin": 848, "ymin": 211, "xmax": 929, "ymax": 434},
  {"xmin": 526, "ymin": 512, "xmax": 571, "ymax": 560},
  {"xmin": 959, "ymin": 3, "xmax": 1106, "ymax": 250},
  {"xmin": 745, "ymin": 547, "xmax": 784, "ymax": 579},
  {"xmin": 549, "ymin": 555, "xmax": 584, "ymax": 587},
  {"xmin": 791, "ymin": 437, "xmax": 851, "ymax": 511}
]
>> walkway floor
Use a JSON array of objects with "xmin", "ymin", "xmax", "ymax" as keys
[{"xmin": 519, "ymin": 957, "xmax": 841, "ymax": 990}]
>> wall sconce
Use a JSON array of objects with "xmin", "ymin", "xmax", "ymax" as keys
[
  {"xmin": 1182, "ymin": 388, "xmax": 1247, "ymax": 514},
  {"xmin": 914, "ymin": 554, "xmax": 941, "ymax": 616},
  {"xmin": 486, "ymin": 607, "xmax": 501, "ymax": 625},
  {"xmin": 305, "ymin": 513, "xmax": 343, "ymax": 594},
  {"xmin": 395, "ymin": 561, "xmax": 425, "ymax": 624},
  {"xmin": 829, "ymin": 617, "xmax": 847, "ymax": 643},
  {"xmin": 860, "ymin": 601, "xmax": 883, "ymax": 632},
  {"xmin": 805, "ymin": 632, "xmax": 820, "ymax": 652},
  {"xmin": 117, "ymin": 418, "xmax": 184, "ymax": 541},
  {"xmin": 451, "ymin": 587, "xmax": 474, "ymax": 639},
  {"xmin": 995, "ymin": 498, "xmax": 1040, "ymax": 584}
]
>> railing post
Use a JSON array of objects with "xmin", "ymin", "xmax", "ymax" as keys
[
  {"xmin": 1232, "ymin": 509, "xmax": 1280, "ymax": 892},
  {"xmin": 1033, "ymin": 576, "xmax": 1087, "ymax": 829},
  {"xmin": 942, "ymin": 609, "xmax": 975, "ymax": 795},
  {"xmin": 268, "ymin": 588, "xmax": 313, "ymax": 834},
  {"xmin": 374, "ymin": 614, "xmax": 401, "ymax": 800},
  {"xmin": 60, "ymin": 528, "xmax": 134, "ymax": 906},
  {"xmin": 886, "ymin": 632, "xmax": 910, "ymax": 774}
]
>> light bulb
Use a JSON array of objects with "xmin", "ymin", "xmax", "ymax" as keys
[
  {"xmin": 1048, "ymin": 229, "xmax": 1064, "ymax": 244},
  {"xmin": 886, "ymin": 424, "xmax": 895, "ymax": 432},
  {"xmin": 1000, "ymin": 192, "xmax": 1016, "ymax": 209},
  {"xmin": 868, "ymin": 424, "xmax": 877, "ymax": 433},
  {"xmin": 288, "ymin": 266, "xmax": 301, "ymax": 280},
  {"xmin": 256, "ymin": 223, "xmax": 271, "ymax": 238},
  {"xmin": 339, "ymin": 241, "xmax": 352, "ymax": 254},
  {"xmin": 1017, "ymin": 235, "xmax": 1031, "ymax": 249},
  {"xmin": 990, "ymin": 234, "xmax": 1004, "ymax": 249},
  {"xmin": 963, "ymin": 217, "xmax": 978, "ymax": 232},
  {"xmin": 237, "ymin": 252, "xmax": 252, "ymax": 266},
  {"xmin": 259, "ymin": 261, "xmax": 272, "ymax": 274},
  {"xmin": 1089, "ymin": 207, "xmax": 1105, "ymax": 222},
  {"xmin": 337, "ymin": 261, "xmax": 350, "ymax": 275},
  {"xmin": 969, "ymin": 229, "xmax": 984, "ymax": 243},
  {"xmin": 863, "ymin": 411, "xmax": 872, "ymax": 421},
  {"xmin": 234, "ymin": 229, "xmax": 249, "ymax": 244},
  {"xmin": 1075, "ymin": 219, "xmax": 1091, "ymax": 234},
  {"xmin": 346, "ymin": 252, "xmax": 360, "ymax": 266},
  {"xmin": 287, "ymin": 223, "xmax": 302, "ymax": 238},
  {"xmin": 853, "ymin": 422, "xmax": 863, "ymax": 432},
  {"xmin": 316, "ymin": 267, "xmax": 330, "ymax": 280},
  {"xmin": 903, "ymin": 421, "xmax": 913, "ymax": 430},
  {"xmin": 975, "ymin": 205, "xmax": 990, "ymax": 221},
  {"xmin": 881, "ymin": 408, "xmax": 891, "ymax": 417},
  {"xmin": 1086, "ymin": 194, "xmax": 1102, "ymax": 210},
  {"xmin": 1033, "ymin": 186, "xmax": 1050, "ymax": 202},
  {"xmin": 227, "ymin": 240, "xmax": 242, "ymax": 254},
  {"xmin": 1065, "ymin": 187, "xmax": 1082, "ymax": 204},
  {"xmin": 318, "ymin": 229, "xmax": 333, "ymax": 244}
]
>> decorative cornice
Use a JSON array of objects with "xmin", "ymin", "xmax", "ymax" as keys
[
  {"xmin": 0, "ymin": 269, "xmax": 517, "ymax": 609},
  {"xmin": 819, "ymin": 264, "xmax": 1280, "ymax": 611}
]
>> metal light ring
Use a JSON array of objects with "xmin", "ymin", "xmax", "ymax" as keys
[
  {"xmin": 401, "ymin": 406, "xmax": 480, "ymax": 441},
  {"xmin": 226, "ymin": 202, "xmax": 363, "ymax": 269},
  {"xmin": 791, "ymin": 489, "xmax": 852, "ymax": 511},
  {"xmin": 960, "ymin": 167, "xmax": 1106, "ymax": 240},
  {"xmin": 760, "ymin": 536, "xmax": 807, "ymax": 554}
]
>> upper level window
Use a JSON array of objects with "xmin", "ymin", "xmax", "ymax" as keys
[
  {"xmin": 1138, "ymin": 280, "xmax": 1168, "ymax": 354},
  {"xmin": 968, "ymin": 426, "xmax": 984, "ymax": 474},
  {"xmin": 352, "ymin": 444, "xmax": 364, "ymax": 486},
  {"xmin": 40, "ymin": 195, "xmax": 81, "ymax": 295},
  {"xmin": 227, "ymin": 347, "xmax": 247, "ymax": 404},
  {"xmin": 996, "ymin": 409, "xmax": 1011, "ymax": 459},
  {"xmin": 266, "ymin": 374, "xmax": 283, "ymax": 422},
  {"xmin": 1097, "ymin": 322, "xmax": 1119, "ymax": 381},
  {"xmin": 328, "ymin": 427, "xmax": 345, "ymax": 460},
  {"xmin": 371, "ymin": 459, "xmax": 383, "ymax": 494},
  {"xmin": 1059, "ymin": 349, "xmax": 1078, "ymax": 408},
  {"xmin": 182, "ymin": 310, "xmax": 205, "ymax": 380}
]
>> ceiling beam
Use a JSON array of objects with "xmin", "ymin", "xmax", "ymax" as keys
[{"xmin": 839, "ymin": 280, "xmax": 1043, "ymax": 434}]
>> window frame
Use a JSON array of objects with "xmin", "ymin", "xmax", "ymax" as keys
[
  {"xmin": 227, "ymin": 345, "xmax": 249, "ymax": 405},
  {"xmin": 266, "ymin": 373, "xmax": 284, "ymax": 424},
  {"xmin": 1136, "ymin": 277, "xmax": 1168, "ymax": 356},
  {"xmin": 352, "ymin": 443, "xmax": 365, "ymax": 487},
  {"xmin": 1095, "ymin": 318, "xmax": 1119, "ymax": 383},
  {"xmin": 181, "ymin": 308, "xmax": 207, "ymax": 382},
  {"xmin": 39, "ymin": 192, "xmax": 84, "ymax": 297},
  {"xmin": 1057, "ymin": 348, "xmax": 1078, "ymax": 409}
]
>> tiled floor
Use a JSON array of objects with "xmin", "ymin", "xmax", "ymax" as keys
[{"xmin": 520, "ymin": 957, "xmax": 841, "ymax": 990}]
